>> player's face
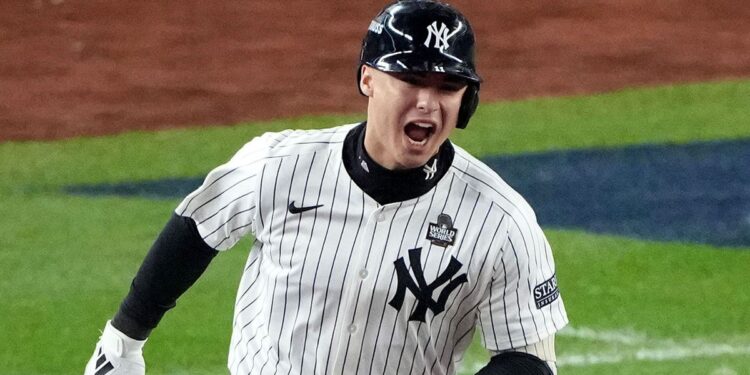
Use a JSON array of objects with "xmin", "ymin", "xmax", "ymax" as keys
[{"xmin": 361, "ymin": 66, "xmax": 468, "ymax": 170}]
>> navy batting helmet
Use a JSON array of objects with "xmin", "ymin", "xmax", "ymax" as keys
[{"xmin": 358, "ymin": 0, "xmax": 481, "ymax": 129}]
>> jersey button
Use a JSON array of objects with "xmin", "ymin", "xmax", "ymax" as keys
[
  {"xmin": 359, "ymin": 269, "xmax": 369, "ymax": 279},
  {"xmin": 348, "ymin": 324, "xmax": 357, "ymax": 334},
  {"xmin": 376, "ymin": 213, "xmax": 385, "ymax": 221}
]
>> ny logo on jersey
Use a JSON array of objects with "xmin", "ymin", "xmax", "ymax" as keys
[
  {"xmin": 389, "ymin": 247, "xmax": 468, "ymax": 322},
  {"xmin": 424, "ymin": 21, "xmax": 452, "ymax": 51},
  {"xmin": 422, "ymin": 158, "xmax": 437, "ymax": 180}
]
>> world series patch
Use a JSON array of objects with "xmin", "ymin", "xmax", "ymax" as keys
[
  {"xmin": 427, "ymin": 214, "xmax": 458, "ymax": 247},
  {"xmin": 533, "ymin": 274, "xmax": 559, "ymax": 309}
]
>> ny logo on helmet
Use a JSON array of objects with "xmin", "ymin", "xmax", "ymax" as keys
[{"xmin": 424, "ymin": 21, "xmax": 454, "ymax": 52}]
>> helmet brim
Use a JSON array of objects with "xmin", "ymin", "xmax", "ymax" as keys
[{"xmin": 366, "ymin": 49, "xmax": 481, "ymax": 84}]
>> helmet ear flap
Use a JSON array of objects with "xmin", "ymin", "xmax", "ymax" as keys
[{"xmin": 457, "ymin": 83, "xmax": 479, "ymax": 129}]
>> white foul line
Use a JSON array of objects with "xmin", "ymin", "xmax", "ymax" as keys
[
  {"xmin": 558, "ymin": 342, "xmax": 750, "ymax": 367},
  {"xmin": 556, "ymin": 325, "xmax": 648, "ymax": 345},
  {"xmin": 556, "ymin": 326, "xmax": 750, "ymax": 367}
]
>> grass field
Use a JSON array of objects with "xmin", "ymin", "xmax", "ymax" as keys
[{"xmin": 1, "ymin": 80, "xmax": 749, "ymax": 374}]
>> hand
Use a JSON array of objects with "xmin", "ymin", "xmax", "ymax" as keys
[{"xmin": 84, "ymin": 320, "xmax": 147, "ymax": 375}]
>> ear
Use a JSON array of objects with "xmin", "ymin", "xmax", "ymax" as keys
[{"xmin": 359, "ymin": 65, "xmax": 373, "ymax": 97}]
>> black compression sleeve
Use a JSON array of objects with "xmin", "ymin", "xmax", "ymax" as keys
[
  {"xmin": 112, "ymin": 213, "xmax": 219, "ymax": 340},
  {"xmin": 474, "ymin": 352, "xmax": 553, "ymax": 375}
]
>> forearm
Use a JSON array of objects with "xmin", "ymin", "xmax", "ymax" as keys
[{"xmin": 113, "ymin": 213, "xmax": 219, "ymax": 339}]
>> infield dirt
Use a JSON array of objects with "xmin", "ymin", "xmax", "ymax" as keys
[{"xmin": 1, "ymin": 0, "xmax": 748, "ymax": 141}]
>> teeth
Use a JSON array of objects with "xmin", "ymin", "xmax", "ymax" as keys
[
  {"xmin": 414, "ymin": 122, "xmax": 433, "ymax": 129},
  {"xmin": 408, "ymin": 137, "xmax": 428, "ymax": 146}
]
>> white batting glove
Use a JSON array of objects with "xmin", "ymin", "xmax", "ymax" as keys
[{"xmin": 84, "ymin": 320, "xmax": 146, "ymax": 375}]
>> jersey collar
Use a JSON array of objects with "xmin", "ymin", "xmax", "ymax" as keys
[{"xmin": 342, "ymin": 122, "xmax": 454, "ymax": 205}]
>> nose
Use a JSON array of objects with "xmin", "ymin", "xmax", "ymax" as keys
[{"xmin": 416, "ymin": 87, "xmax": 439, "ymax": 113}]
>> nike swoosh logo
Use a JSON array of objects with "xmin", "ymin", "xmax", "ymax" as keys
[{"xmin": 288, "ymin": 201, "xmax": 323, "ymax": 214}]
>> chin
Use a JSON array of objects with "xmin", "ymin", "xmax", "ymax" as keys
[{"xmin": 396, "ymin": 153, "xmax": 432, "ymax": 170}]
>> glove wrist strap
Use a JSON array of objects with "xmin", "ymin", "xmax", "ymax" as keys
[{"xmin": 102, "ymin": 320, "xmax": 147, "ymax": 357}]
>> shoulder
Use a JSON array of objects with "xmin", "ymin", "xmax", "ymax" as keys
[
  {"xmin": 230, "ymin": 123, "xmax": 356, "ymax": 163},
  {"xmin": 449, "ymin": 144, "xmax": 539, "ymax": 226},
  {"xmin": 190, "ymin": 123, "xmax": 356, "ymax": 193}
]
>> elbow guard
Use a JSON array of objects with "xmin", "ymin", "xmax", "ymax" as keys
[{"xmin": 475, "ymin": 351, "xmax": 553, "ymax": 375}]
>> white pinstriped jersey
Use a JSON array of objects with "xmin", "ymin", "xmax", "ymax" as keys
[{"xmin": 175, "ymin": 124, "xmax": 568, "ymax": 375}]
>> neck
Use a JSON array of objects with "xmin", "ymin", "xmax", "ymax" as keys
[{"xmin": 362, "ymin": 127, "xmax": 401, "ymax": 170}]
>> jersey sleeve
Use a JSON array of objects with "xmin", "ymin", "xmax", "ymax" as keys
[
  {"xmin": 175, "ymin": 131, "xmax": 282, "ymax": 251},
  {"xmin": 477, "ymin": 216, "xmax": 568, "ymax": 352}
]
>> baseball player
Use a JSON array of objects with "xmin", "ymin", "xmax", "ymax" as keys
[{"xmin": 84, "ymin": 1, "xmax": 568, "ymax": 374}]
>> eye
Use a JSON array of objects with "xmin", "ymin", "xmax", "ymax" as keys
[
  {"xmin": 438, "ymin": 77, "xmax": 469, "ymax": 92},
  {"xmin": 393, "ymin": 73, "xmax": 467, "ymax": 92},
  {"xmin": 402, "ymin": 77, "xmax": 421, "ymax": 86},
  {"xmin": 397, "ymin": 74, "xmax": 427, "ymax": 87},
  {"xmin": 439, "ymin": 82, "xmax": 466, "ymax": 92}
]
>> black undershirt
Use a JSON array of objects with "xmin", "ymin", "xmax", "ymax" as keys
[{"xmin": 112, "ymin": 214, "xmax": 218, "ymax": 340}]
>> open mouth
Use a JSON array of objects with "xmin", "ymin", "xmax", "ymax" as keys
[{"xmin": 404, "ymin": 122, "xmax": 435, "ymax": 145}]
